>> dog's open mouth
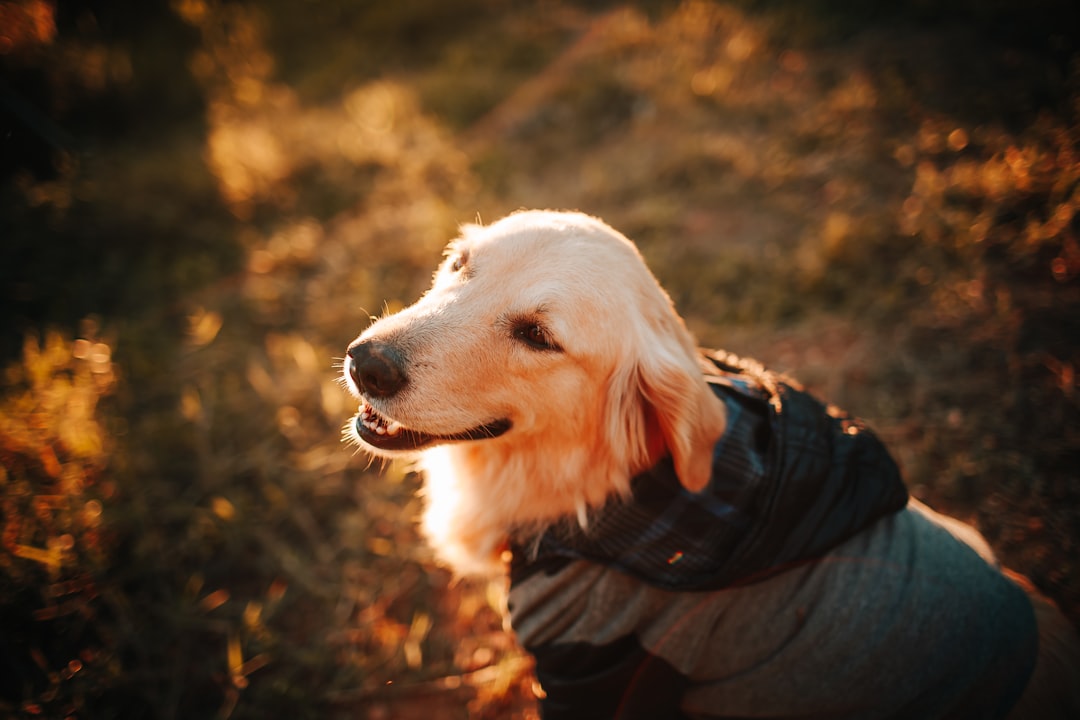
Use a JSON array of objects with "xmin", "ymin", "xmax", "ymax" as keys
[{"xmin": 354, "ymin": 399, "xmax": 511, "ymax": 452}]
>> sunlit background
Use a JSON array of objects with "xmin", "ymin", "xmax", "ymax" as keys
[{"xmin": 2, "ymin": 1, "xmax": 1078, "ymax": 717}]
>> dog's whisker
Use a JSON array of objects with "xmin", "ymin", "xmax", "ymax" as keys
[{"xmin": 353, "ymin": 307, "xmax": 376, "ymax": 331}]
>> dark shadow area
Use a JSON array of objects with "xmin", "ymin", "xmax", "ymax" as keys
[{"xmin": 1, "ymin": 1, "xmax": 237, "ymax": 363}]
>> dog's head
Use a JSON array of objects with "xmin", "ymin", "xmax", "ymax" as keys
[{"xmin": 344, "ymin": 210, "xmax": 725, "ymax": 528}]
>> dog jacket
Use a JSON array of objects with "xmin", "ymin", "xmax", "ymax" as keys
[
  {"xmin": 508, "ymin": 352, "xmax": 1036, "ymax": 719},
  {"xmin": 510, "ymin": 351, "xmax": 909, "ymax": 591}
]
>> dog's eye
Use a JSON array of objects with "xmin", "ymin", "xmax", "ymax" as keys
[
  {"xmin": 450, "ymin": 250, "xmax": 469, "ymax": 273},
  {"xmin": 514, "ymin": 323, "xmax": 558, "ymax": 351}
]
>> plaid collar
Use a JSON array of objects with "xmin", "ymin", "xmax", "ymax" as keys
[{"xmin": 512, "ymin": 373, "xmax": 774, "ymax": 591}]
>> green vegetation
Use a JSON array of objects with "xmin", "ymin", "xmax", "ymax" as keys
[{"xmin": 1, "ymin": 0, "xmax": 1077, "ymax": 717}]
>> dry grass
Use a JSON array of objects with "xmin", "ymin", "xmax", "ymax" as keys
[{"xmin": 1, "ymin": 0, "xmax": 1077, "ymax": 717}]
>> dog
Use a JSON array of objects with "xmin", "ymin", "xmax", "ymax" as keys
[{"xmin": 344, "ymin": 210, "xmax": 1079, "ymax": 719}]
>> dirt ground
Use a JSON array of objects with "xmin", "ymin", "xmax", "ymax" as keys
[{"xmin": 1, "ymin": 1, "xmax": 1077, "ymax": 718}]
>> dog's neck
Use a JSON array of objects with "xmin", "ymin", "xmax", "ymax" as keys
[{"xmin": 417, "ymin": 433, "xmax": 643, "ymax": 576}]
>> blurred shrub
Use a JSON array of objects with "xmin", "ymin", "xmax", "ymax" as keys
[{"xmin": 0, "ymin": 326, "xmax": 115, "ymax": 717}]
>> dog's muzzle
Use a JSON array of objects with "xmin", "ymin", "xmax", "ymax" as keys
[{"xmin": 344, "ymin": 339, "xmax": 512, "ymax": 451}]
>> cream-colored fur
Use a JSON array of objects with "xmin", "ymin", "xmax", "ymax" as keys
[{"xmin": 344, "ymin": 210, "xmax": 726, "ymax": 575}]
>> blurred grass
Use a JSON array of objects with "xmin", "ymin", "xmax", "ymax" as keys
[{"xmin": 1, "ymin": 0, "xmax": 1078, "ymax": 717}]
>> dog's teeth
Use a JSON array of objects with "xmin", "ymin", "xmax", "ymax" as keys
[{"xmin": 358, "ymin": 403, "xmax": 405, "ymax": 437}]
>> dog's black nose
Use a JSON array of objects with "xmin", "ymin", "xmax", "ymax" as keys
[{"xmin": 347, "ymin": 340, "xmax": 408, "ymax": 398}]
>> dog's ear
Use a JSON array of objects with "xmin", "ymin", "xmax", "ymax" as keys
[
  {"xmin": 636, "ymin": 344, "xmax": 726, "ymax": 492},
  {"xmin": 607, "ymin": 324, "xmax": 726, "ymax": 494}
]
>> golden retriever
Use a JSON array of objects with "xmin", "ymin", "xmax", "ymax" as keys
[
  {"xmin": 343, "ymin": 210, "xmax": 1078, "ymax": 719},
  {"xmin": 345, "ymin": 210, "xmax": 725, "ymax": 575}
]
